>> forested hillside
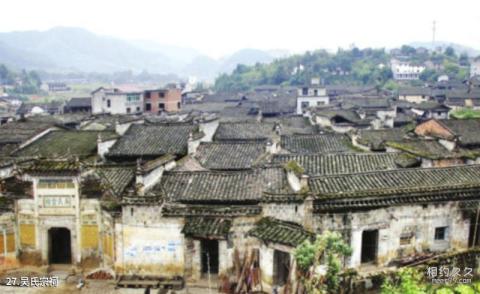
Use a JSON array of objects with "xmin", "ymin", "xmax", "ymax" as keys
[{"xmin": 214, "ymin": 46, "xmax": 473, "ymax": 91}]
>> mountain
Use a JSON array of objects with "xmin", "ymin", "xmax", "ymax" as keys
[
  {"xmin": 0, "ymin": 27, "xmax": 178, "ymax": 73},
  {"xmin": 0, "ymin": 27, "xmax": 287, "ymax": 80},
  {"xmin": 409, "ymin": 41, "xmax": 480, "ymax": 57},
  {"xmin": 218, "ymin": 48, "xmax": 276, "ymax": 74},
  {"xmin": 130, "ymin": 40, "xmax": 201, "ymax": 66}
]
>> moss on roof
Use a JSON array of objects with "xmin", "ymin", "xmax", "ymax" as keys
[
  {"xmin": 182, "ymin": 217, "xmax": 232, "ymax": 239},
  {"xmin": 248, "ymin": 217, "xmax": 314, "ymax": 247},
  {"xmin": 14, "ymin": 130, "xmax": 117, "ymax": 159}
]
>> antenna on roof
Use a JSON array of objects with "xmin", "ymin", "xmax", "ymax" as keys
[{"xmin": 432, "ymin": 20, "xmax": 436, "ymax": 48}]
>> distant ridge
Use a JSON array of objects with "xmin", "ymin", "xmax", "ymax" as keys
[{"xmin": 0, "ymin": 27, "xmax": 282, "ymax": 81}]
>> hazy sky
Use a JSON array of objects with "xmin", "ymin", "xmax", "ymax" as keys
[{"xmin": 1, "ymin": 0, "xmax": 479, "ymax": 58}]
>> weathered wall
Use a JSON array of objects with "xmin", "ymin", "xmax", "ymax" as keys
[
  {"xmin": 0, "ymin": 212, "xmax": 17, "ymax": 267},
  {"xmin": 262, "ymin": 202, "xmax": 306, "ymax": 225},
  {"xmin": 313, "ymin": 202, "xmax": 470, "ymax": 268},
  {"xmin": 399, "ymin": 95, "xmax": 429, "ymax": 104},
  {"xmin": 259, "ymin": 243, "xmax": 297, "ymax": 293},
  {"xmin": 116, "ymin": 207, "xmax": 184, "ymax": 276}
]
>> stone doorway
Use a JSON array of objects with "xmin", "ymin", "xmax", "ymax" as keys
[
  {"xmin": 200, "ymin": 239, "xmax": 219, "ymax": 275},
  {"xmin": 361, "ymin": 229, "xmax": 378, "ymax": 264},
  {"xmin": 273, "ymin": 250, "xmax": 290, "ymax": 286},
  {"xmin": 48, "ymin": 227, "xmax": 72, "ymax": 264}
]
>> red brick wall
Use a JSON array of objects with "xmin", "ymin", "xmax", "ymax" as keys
[{"xmin": 144, "ymin": 89, "xmax": 181, "ymax": 113}]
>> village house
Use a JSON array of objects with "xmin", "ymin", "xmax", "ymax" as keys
[
  {"xmin": 16, "ymin": 101, "xmax": 64, "ymax": 117},
  {"xmin": 312, "ymin": 109, "xmax": 372, "ymax": 133},
  {"xmin": 296, "ymin": 78, "xmax": 329, "ymax": 114},
  {"xmin": 2, "ymin": 98, "xmax": 480, "ymax": 293},
  {"xmin": 410, "ymin": 101, "xmax": 450, "ymax": 120},
  {"xmin": 391, "ymin": 59, "xmax": 425, "ymax": 80},
  {"xmin": 144, "ymin": 88, "xmax": 182, "ymax": 114},
  {"xmin": 64, "ymin": 97, "xmax": 92, "ymax": 113},
  {"xmin": 414, "ymin": 118, "xmax": 480, "ymax": 154},
  {"xmin": 471, "ymin": 57, "xmax": 480, "ymax": 78},
  {"xmin": 91, "ymin": 87, "xmax": 143, "ymax": 115},
  {"xmin": 398, "ymin": 87, "xmax": 432, "ymax": 104},
  {"xmin": 351, "ymin": 128, "xmax": 409, "ymax": 151},
  {"xmin": 444, "ymin": 90, "xmax": 480, "ymax": 109},
  {"xmin": 41, "ymin": 82, "xmax": 71, "ymax": 92}
]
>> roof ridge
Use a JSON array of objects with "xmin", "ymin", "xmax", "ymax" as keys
[{"xmin": 310, "ymin": 163, "xmax": 480, "ymax": 180}]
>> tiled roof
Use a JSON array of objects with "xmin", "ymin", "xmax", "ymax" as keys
[
  {"xmin": 446, "ymin": 90, "xmax": 480, "ymax": 100},
  {"xmin": 81, "ymin": 114, "xmax": 143, "ymax": 131},
  {"xmin": 398, "ymin": 87, "xmax": 432, "ymax": 96},
  {"xmin": 248, "ymin": 217, "xmax": 314, "ymax": 247},
  {"xmin": 14, "ymin": 130, "xmax": 117, "ymax": 159},
  {"xmin": 271, "ymin": 153, "xmax": 402, "ymax": 176},
  {"xmin": 107, "ymin": 124, "xmax": 200, "ymax": 160},
  {"xmin": 154, "ymin": 168, "xmax": 289, "ymax": 203},
  {"xmin": 162, "ymin": 204, "xmax": 262, "ymax": 217},
  {"xmin": 0, "ymin": 176, "xmax": 33, "ymax": 199},
  {"xmin": 264, "ymin": 116, "xmax": 316, "ymax": 135},
  {"xmin": 194, "ymin": 142, "xmax": 266, "ymax": 170},
  {"xmin": 385, "ymin": 139, "xmax": 477, "ymax": 160},
  {"xmin": 65, "ymin": 97, "xmax": 91, "ymax": 108},
  {"xmin": 281, "ymin": 134, "xmax": 351, "ymax": 153},
  {"xmin": 356, "ymin": 128, "xmax": 408, "ymax": 151},
  {"xmin": 438, "ymin": 119, "xmax": 480, "ymax": 146},
  {"xmin": 0, "ymin": 144, "xmax": 18, "ymax": 158},
  {"xmin": 309, "ymin": 164, "xmax": 480, "ymax": 200},
  {"xmin": 95, "ymin": 165, "xmax": 136, "ymax": 197},
  {"xmin": 0, "ymin": 120, "xmax": 55, "ymax": 144},
  {"xmin": 412, "ymin": 101, "xmax": 450, "ymax": 111},
  {"xmin": 214, "ymin": 122, "xmax": 275, "ymax": 141},
  {"xmin": 22, "ymin": 160, "xmax": 81, "ymax": 175},
  {"xmin": 341, "ymin": 97, "xmax": 392, "ymax": 109},
  {"xmin": 182, "ymin": 217, "xmax": 232, "ymax": 239},
  {"xmin": 314, "ymin": 109, "xmax": 365, "ymax": 125}
]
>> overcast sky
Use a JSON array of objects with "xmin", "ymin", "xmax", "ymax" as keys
[{"xmin": 1, "ymin": 0, "xmax": 479, "ymax": 58}]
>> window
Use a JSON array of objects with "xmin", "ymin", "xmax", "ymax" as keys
[
  {"xmin": 317, "ymin": 101, "xmax": 325, "ymax": 106},
  {"xmin": 145, "ymin": 103, "xmax": 151, "ymax": 111},
  {"xmin": 159, "ymin": 103, "xmax": 165, "ymax": 110},
  {"xmin": 126, "ymin": 107, "xmax": 131, "ymax": 114},
  {"xmin": 107, "ymin": 99, "xmax": 111, "ymax": 108},
  {"xmin": 314, "ymin": 89, "xmax": 318, "ymax": 96},
  {"xmin": 435, "ymin": 227, "xmax": 447, "ymax": 240},
  {"xmin": 136, "ymin": 107, "xmax": 141, "ymax": 112},
  {"xmin": 399, "ymin": 233, "xmax": 414, "ymax": 245},
  {"xmin": 302, "ymin": 87, "xmax": 308, "ymax": 96},
  {"xmin": 301, "ymin": 101, "xmax": 309, "ymax": 109},
  {"xmin": 159, "ymin": 92, "xmax": 165, "ymax": 98},
  {"xmin": 127, "ymin": 94, "xmax": 140, "ymax": 102},
  {"xmin": 144, "ymin": 92, "xmax": 151, "ymax": 99},
  {"xmin": 130, "ymin": 207, "xmax": 134, "ymax": 216},
  {"xmin": 177, "ymin": 102, "xmax": 181, "ymax": 109}
]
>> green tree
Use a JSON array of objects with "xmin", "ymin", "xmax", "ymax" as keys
[
  {"xmin": 445, "ymin": 46, "xmax": 456, "ymax": 58},
  {"xmin": 294, "ymin": 231, "xmax": 352, "ymax": 294},
  {"xmin": 381, "ymin": 268, "xmax": 480, "ymax": 294},
  {"xmin": 459, "ymin": 53, "xmax": 470, "ymax": 66},
  {"xmin": 401, "ymin": 45, "xmax": 417, "ymax": 55},
  {"xmin": 420, "ymin": 69, "xmax": 438, "ymax": 82}
]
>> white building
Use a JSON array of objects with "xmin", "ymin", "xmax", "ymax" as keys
[
  {"xmin": 91, "ymin": 87, "xmax": 143, "ymax": 115},
  {"xmin": 391, "ymin": 59, "xmax": 425, "ymax": 80},
  {"xmin": 470, "ymin": 59, "xmax": 480, "ymax": 78},
  {"xmin": 296, "ymin": 79, "xmax": 329, "ymax": 114}
]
